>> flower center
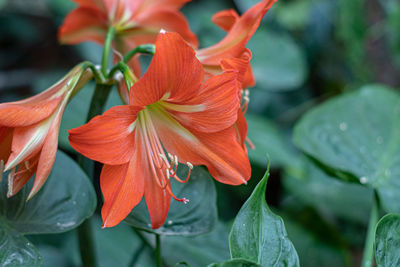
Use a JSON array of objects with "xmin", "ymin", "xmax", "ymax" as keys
[{"xmin": 136, "ymin": 105, "xmax": 192, "ymax": 204}]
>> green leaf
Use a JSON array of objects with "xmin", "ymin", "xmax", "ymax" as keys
[
  {"xmin": 375, "ymin": 213, "xmax": 400, "ymax": 267},
  {"xmin": 0, "ymin": 219, "xmax": 42, "ymax": 266},
  {"xmin": 162, "ymin": 223, "xmax": 231, "ymax": 267},
  {"xmin": 280, "ymin": 209, "xmax": 352, "ymax": 267},
  {"xmin": 208, "ymin": 259, "xmax": 261, "ymax": 267},
  {"xmin": 293, "ymin": 85, "xmax": 400, "ymax": 214},
  {"xmin": 229, "ymin": 170, "xmax": 300, "ymax": 266},
  {"xmin": 283, "ymin": 159, "xmax": 373, "ymax": 224},
  {"xmin": 234, "ymin": 0, "xmax": 264, "ymax": 13},
  {"xmin": 125, "ymin": 166, "xmax": 217, "ymax": 236},
  {"xmin": 0, "ymin": 150, "xmax": 96, "ymax": 234},
  {"xmin": 336, "ymin": 0, "xmax": 371, "ymax": 81},
  {"xmin": 273, "ymin": 0, "xmax": 313, "ymax": 30},
  {"xmin": 248, "ymin": 29, "xmax": 308, "ymax": 91},
  {"xmin": 92, "ymin": 217, "xmax": 156, "ymax": 267},
  {"xmin": 181, "ymin": 1, "xmax": 229, "ymax": 48},
  {"xmin": 246, "ymin": 114, "xmax": 299, "ymax": 168}
]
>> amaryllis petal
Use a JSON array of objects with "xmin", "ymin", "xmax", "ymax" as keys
[
  {"xmin": 0, "ymin": 98, "xmax": 62, "ymax": 127},
  {"xmin": 0, "ymin": 127, "xmax": 12, "ymax": 163},
  {"xmin": 73, "ymin": 0, "xmax": 106, "ymax": 10},
  {"xmin": 58, "ymin": 7, "xmax": 107, "ymax": 45},
  {"xmin": 1, "ymin": 64, "xmax": 91, "ymax": 198},
  {"xmin": 235, "ymin": 109, "xmax": 248, "ymax": 149},
  {"xmin": 220, "ymin": 48, "xmax": 252, "ymax": 87},
  {"xmin": 129, "ymin": 32, "xmax": 203, "ymax": 106},
  {"xmin": 101, "ymin": 156, "xmax": 145, "ymax": 228},
  {"xmin": 143, "ymin": 157, "xmax": 172, "ymax": 229},
  {"xmin": 243, "ymin": 64, "xmax": 256, "ymax": 88},
  {"xmin": 135, "ymin": 0, "xmax": 190, "ymax": 11},
  {"xmin": 69, "ymin": 105, "xmax": 141, "ymax": 165},
  {"xmin": 212, "ymin": 9, "xmax": 239, "ymax": 31},
  {"xmin": 134, "ymin": 8, "xmax": 198, "ymax": 48},
  {"xmin": 165, "ymin": 72, "xmax": 240, "ymax": 133},
  {"xmin": 28, "ymin": 109, "xmax": 63, "ymax": 199},
  {"xmin": 7, "ymin": 153, "xmax": 40, "ymax": 197},
  {"xmin": 5, "ymin": 120, "xmax": 53, "ymax": 172},
  {"xmin": 152, "ymin": 113, "xmax": 251, "ymax": 185},
  {"xmin": 197, "ymin": 0, "xmax": 277, "ymax": 65}
]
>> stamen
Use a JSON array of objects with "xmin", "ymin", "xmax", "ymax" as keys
[
  {"xmin": 241, "ymin": 90, "xmax": 250, "ymax": 114},
  {"xmin": 172, "ymin": 162, "xmax": 193, "ymax": 184},
  {"xmin": 245, "ymin": 137, "xmax": 256, "ymax": 150},
  {"xmin": 169, "ymin": 163, "xmax": 178, "ymax": 177},
  {"xmin": 7, "ymin": 168, "xmax": 16, "ymax": 198},
  {"xmin": 24, "ymin": 161, "xmax": 30, "ymax": 170},
  {"xmin": 158, "ymin": 153, "xmax": 168, "ymax": 169},
  {"xmin": 165, "ymin": 185, "xmax": 189, "ymax": 203}
]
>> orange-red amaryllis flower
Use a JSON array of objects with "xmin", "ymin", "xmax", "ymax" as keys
[
  {"xmin": 68, "ymin": 32, "xmax": 251, "ymax": 229},
  {"xmin": 0, "ymin": 65, "xmax": 91, "ymax": 199},
  {"xmin": 196, "ymin": 0, "xmax": 277, "ymax": 89},
  {"xmin": 58, "ymin": 0, "xmax": 198, "ymax": 58}
]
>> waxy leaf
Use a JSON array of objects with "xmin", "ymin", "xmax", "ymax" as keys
[
  {"xmin": 281, "ymin": 209, "xmax": 351, "ymax": 267},
  {"xmin": 126, "ymin": 166, "xmax": 217, "ymax": 236},
  {"xmin": 283, "ymin": 159, "xmax": 373, "ymax": 224},
  {"xmin": 208, "ymin": 259, "xmax": 261, "ymax": 267},
  {"xmin": 0, "ymin": 219, "xmax": 42, "ymax": 266},
  {"xmin": 0, "ymin": 150, "xmax": 96, "ymax": 234},
  {"xmin": 246, "ymin": 114, "xmax": 299, "ymax": 168},
  {"xmin": 162, "ymin": 223, "xmax": 231, "ymax": 266},
  {"xmin": 229, "ymin": 170, "xmax": 300, "ymax": 266},
  {"xmin": 249, "ymin": 29, "xmax": 308, "ymax": 91},
  {"xmin": 293, "ymin": 85, "xmax": 400, "ymax": 213},
  {"xmin": 375, "ymin": 213, "xmax": 400, "ymax": 267}
]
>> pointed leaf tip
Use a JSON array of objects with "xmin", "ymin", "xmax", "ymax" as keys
[{"xmin": 229, "ymin": 166, "xmax": 299, "ymax": 266}]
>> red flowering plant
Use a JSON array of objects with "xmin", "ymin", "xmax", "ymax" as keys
[{"xmin": 0, "ymin": 0, "xmax": 320, "ymax": 266}]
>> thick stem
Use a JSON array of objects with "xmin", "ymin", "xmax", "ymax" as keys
[
  {"xmin": 77, "ymin": 83, "xmax": 113, "ymax": 267},
  {"xmin": 361, "ymin": 192, "xmax": 379, "ymax": 267},
  {"xmin": 101, "ymin": 27, "xmax": 116, "ymax": 77},
  {"xmin": 86, "ymin": 84, "xmax": 112, "ymax": 121},
  {"xmin": 155, "ymin": 234, "xmax": 162, "ymax": 267},
  {"xmin": 77, "ymin": 219, "xmax": 96, "ymax": 267}
]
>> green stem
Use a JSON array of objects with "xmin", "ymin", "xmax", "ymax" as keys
[
  {"xmin": 77, "ymin": 219, "xmax": 96, "ymax": 267},
  {"xmin": 80, "ymin": 61, "xmax": 107, "ymax": 84},
  {"xmin": 361, "ymin": 192, "xmax": 379, "ymax": 267},
  {"xmin": 122, "ymin": 44, "xmax": 155, "ymax": 63},
  {"xmin": 86, "ymin": 84, "xmax": 113, "ymax": 121},
  {"xmin": 101, "ymin": 27, "xmax": 116, "ymax": 77},
  {"xmin": 108, "ymin": 62, "xmax": 137, "ymax": 89},
  {"xmin": 155, "ymin": 234, "xmax": 162, "ymax": 267},
  {"xmin": 77, "ymin": 83, "xmax": 113, "ymax": 267}
]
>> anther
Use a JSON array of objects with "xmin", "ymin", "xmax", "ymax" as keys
[
  {"xmin": 187, "ymin": 162, "xmax": 193, "ymax": 169},
  {"xmin": 174, "ymin": 155, "xmax": 178, "ymax": 166},
  {"xmin": 7, "ymin": 168, "xmax": 16, "ymax": 198},
  {"xmin": 24, "ymin": 161, "xmax": 30, "ymax": 170}
]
